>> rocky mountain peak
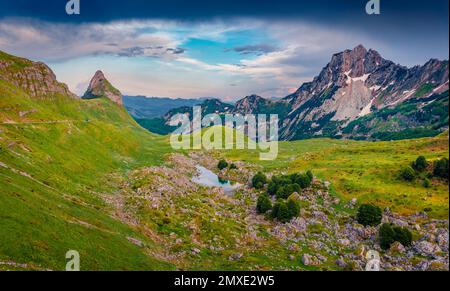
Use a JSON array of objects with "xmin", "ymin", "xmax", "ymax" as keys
[
  {"xmin": 0, "ymin": 50, "xmax": 76, "ymax": 98},
  {"xmin": 280, "ymin": 45, "xmax": 449, "ymax": 140},
  {"xmin": 233, "ymin": 94, "xmax": 268, "ymax": 114},
  {"xmin": 330, "ymin": 44, "xmax": 387, "ymax": 79},
  {"xmin": 82, "ymin": 70, "xmax": 123, "ymax": 105}
]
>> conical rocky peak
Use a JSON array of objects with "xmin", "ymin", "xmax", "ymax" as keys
[{"xmin": 82, "ymin": 70, "xmax": 123, "ymax": 105}]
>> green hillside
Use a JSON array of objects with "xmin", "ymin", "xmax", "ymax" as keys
[{"xmin": 0, "ymin": 52, "xmax": 174, "ymax": 270}]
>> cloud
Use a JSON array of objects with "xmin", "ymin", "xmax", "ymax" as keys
[
  {"xmin": 0, "ymin": 18, "xmax": 185, "ymax": 61},
  {"xmin": 0, "ymin": 17, "xmax": 418, "ymax": 100},
  {"xmin": 227, "ymin": 44, "xmax": 279, "ymax": 55}
]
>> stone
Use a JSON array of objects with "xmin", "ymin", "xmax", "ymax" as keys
[
  {"xmin": 301, "ymin": 254, "xmax": 312, "ymax": 266},
  {"xmin": 288, "ymin": 192, "xmax": 302, "ymax": 202},
  {"xmin": 389, "ymin": 241, "xmax": 406, "ymax": 254},
  {"xmin": 126, "ymin": 237, "xmax": 143, "ymax": 247},
  {"xmin": 415, "ymin": 260, "xmax": 429, "ymax": 271},
  {"xmin": 338, "ymin": 239, "xmax": 351, "ymax": 246},
  {"xmin": 436, "ymin": 229, "xmax": 449, "ymax": 249},
  {"xmin": 229, "ymin": 253, "xmax": 243, "ymax": 261},
  {"xmin": 191, "ymin": 248, "xmax": 201, "ymax": 255},
  {"xmin": 414, "ymin": 241, "xmax": 441, "ymax": 257},
  {"xmin": 335, "ymin": 258, "xmax": 347, "ymax": 268}
]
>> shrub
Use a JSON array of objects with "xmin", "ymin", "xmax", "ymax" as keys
[
  {"xmin": 271, "ymin": 201, "xmax": 281, "ymax": 219},
  {"xmin": 412, "ymin": 156, "xmax": 428, "ymax": 172},
  {"xmin": 306, "ymin": 170, "xmax": 314, "ymax": 181},
  {"xmin": 393, "ymin": 226, "xmax": 413, "ymax": 247},
  {"xmin": 218, "ymin": 159, "xmax": 228, "ymax": 170},
  {"xmin": 379, "ymin": 224, "xmax": 413, "ymax": 250},
  {"xmin": 271, "ymin": 201, "xmax": 292, "ymax": 223},
  {"xmin": 422, "ymin": 178, "xmax": 431, "ymax": 188},
  {"xmin": 357, "ymin": 204, "xmax": 382, "ymax": 227},
  {"xmin": 276, "ymin": 184, "xmax": 300, "ymax": 199},
  {"xmin": 287, "ymin": 199, "xmax": 300, "ymax": 218},
  {"xmin": 276, "ymin": 202, "xmax": 291, "ymax": 223},
  {"xmin": 379, "ymin": 223, "xmax": 396, "ymax": 250},
  {"xmin": 291, "ymin": 183, "xmax": 301, "ymax": 193},
  {"xmin": 256, "ymin": 194, "xmax": 272, "ymax": 214},
  {"xmin": 400, "ymin": 166, "xmax": 415, "ymax": 181},
  {"xmin": 252, "ymin": 172, "xmax": 267, "ymax": 189},
  {"xmin": 275, "ymin": 186, "xmax": 288, "ymax": 199},
  {"xmin": 298, "ymin": 174, "xmax": 312, "ymax": 189},
  {"xmin": 433, "ymin": 158, "xmax": 449, "ymax": 180},
  {"xmin": 290, "ymin": 173, "xmax": 312, "ymax": 189},
  {"xmin": 267, "ymin": 181, "xmax": 278, "ymax": 196},
  {"xmin": 229, "ymin": 163, "xmax": 237, "ymax": 170}
]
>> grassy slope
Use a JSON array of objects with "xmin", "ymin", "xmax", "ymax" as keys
[
  {"xmin": 223, "ymin": 133, "xmax": 449, "ymax": 219},
  {"xmin": 0, "ymin": 74, "xmax": 175, "ymax": 270}
]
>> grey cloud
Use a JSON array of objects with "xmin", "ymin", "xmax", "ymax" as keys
[
  {"xmin": 166, "ymin": 47, "xmax": 186, "ymax": 55},
  {"xmin": 228, "ymin": 44, "xmax": 279, "ymax": 56},
  {"xmin": 116, "ymin": 46, "xmax": 186, "ymax": 57}
]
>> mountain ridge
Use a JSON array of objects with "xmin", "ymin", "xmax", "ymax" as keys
[{"xmin": 158, "ymin": 45, "xmax": 449, "ymax": 141}]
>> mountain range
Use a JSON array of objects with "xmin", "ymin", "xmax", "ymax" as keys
[
  {"xmin": 123, "ymin": 96, "xmax": 208, "ymax": 119},
  {"xmin": 155, "ymin": 45, "xmax": 448, "ymax": 141}
]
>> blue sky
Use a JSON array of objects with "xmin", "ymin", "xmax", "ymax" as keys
[{"xmin": 0, "ymin": 0, "xmax": 448, "ymax": 100}]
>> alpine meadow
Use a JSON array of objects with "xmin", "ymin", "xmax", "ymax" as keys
[{"xmin": 0, "ymin": 0, "xmax": 449, "ymax": 273}]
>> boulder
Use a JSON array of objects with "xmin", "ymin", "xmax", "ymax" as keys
[
  {"xmin": 414, "ymin": 241, "xmax": 442, "ymax": 257},
  {"xmin": 389, "ymin": 241, "xmax": 406, "ymax": 254}
]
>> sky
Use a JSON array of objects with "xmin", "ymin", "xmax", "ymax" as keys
[{"xmin": 0, "ymin": 0, "xmax": 448, "ymax": 101}]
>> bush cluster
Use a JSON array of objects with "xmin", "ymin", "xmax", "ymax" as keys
[
  {"xmin": 267, "ymin": 173, "xmax": 312, "ymax": 199},
  {"xmin": 271, "ymin": 198, "xmax": 300, "ymax": 223},
  {"xmin": 433, "ymin": 157, "xmax": 449, "ymax": 180},
  {"xmin": 400, "ymin": 166, "xmax": 416, "ymax": 181},
  {"xmin": 379, "ymin": 223, "xmax": 413, "ymax": 250},
  {"xmin": 253, "ymin": 171, "xmax": 313, "ymax": 223},
  {"xmin": 412, "ymin": 156, "xmax": 428, "ymax": 172},
  {"xmin": 401, "ymin": 156, "xmax": 449, "ymax": 185},
  {"xmin": 356, "ymin": 204, "xmax": 382, "ymax": 227},
  {"xmin": 256, "ymin": 194, "xmax": 272, "ymax": 214},
  {"xmin": 217, "ymin": 159, "xmax": 228, "ymax": 170},
  {"xmin": 252, "ymin": 172, "xmax": 268, "ymax": 189},
  {"xmin": 217, "ymin": 160, "xmax": 239, "ymax": 171}
]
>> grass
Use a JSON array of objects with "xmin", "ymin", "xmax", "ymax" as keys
[
  {"xmin": 0, "ymin": 77, "xmax": 175, "ymax": 270},
  {"xmin": 223, "ymin": 133, "xmax": 449, "ymax": 218}
]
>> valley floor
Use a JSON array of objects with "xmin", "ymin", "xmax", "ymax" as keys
[
  {"xmin": 1, "ymin": 125, "xmax": 449, "ymax": 270},
  {"xmin": 102, "ymin": 152, "xmax": 449, "ymax": 271}
]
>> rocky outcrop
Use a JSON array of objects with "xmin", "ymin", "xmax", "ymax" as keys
[
  {"xmin": 82, "ymin": 70, "xmax": 123, "ymax": 105},
  {"xmin": 0, "ymin": 50, "xmax": 76, "ymax": 98}
]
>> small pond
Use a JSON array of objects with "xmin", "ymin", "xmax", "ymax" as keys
[{"xmin": 192, "ymin": 165, "xmax": 240, "ymax": 194}]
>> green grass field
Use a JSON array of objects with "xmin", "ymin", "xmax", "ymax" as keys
[
  {"xmin": 222, "ymin": 133, "xmax": 449, "ymax": 219},
  {"xmin": 0, "ymin": 76, "xmax": 175, "ymax": 270}
]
